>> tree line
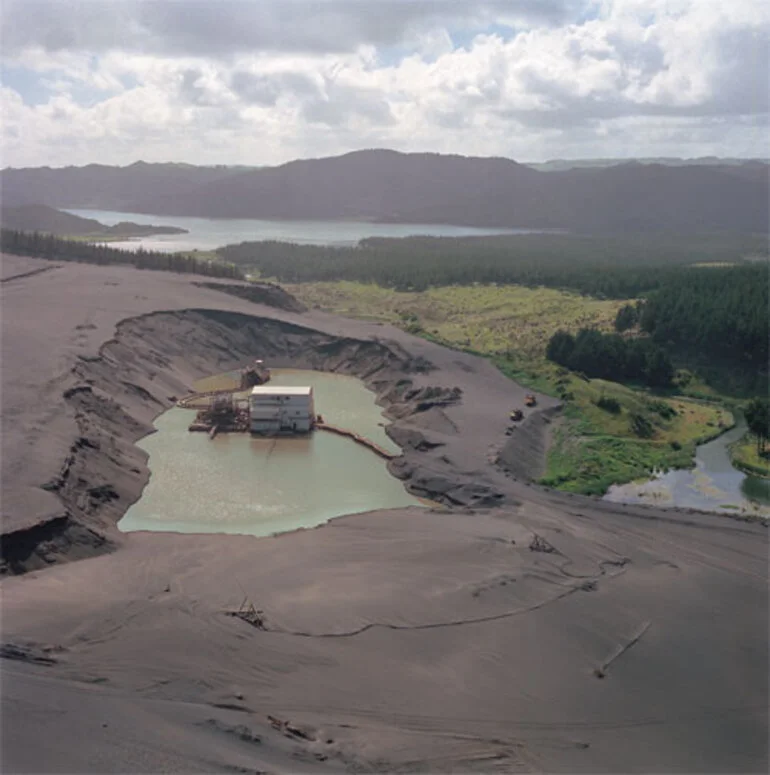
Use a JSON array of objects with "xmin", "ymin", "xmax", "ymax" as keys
[
  {"xmin": 547, "ymin": 264, "xmax": 768, "ymax": 394},
  {"xmin": 610, "ymin": 265, "xmax": 768, "ymax": 394},
  {"xmin": 744, "ymin": 398, "xmax": 769, "ymax": 456},
  {"xmin": 638, "ymin": 264, "xmax": 768, "ymax": 368},
  {"xmin": 217, "ymin": 233, "xmax": 766, "ymax": 298},
  {"xmin": 1, "ymin": 229, "xmax": 245, "ymax": 280},
  {"xmin": 546, "ymin": 329, "xmax": 675, "ymax": 387}
]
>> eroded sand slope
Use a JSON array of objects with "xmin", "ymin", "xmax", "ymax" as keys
[{"xmin": 1, "ymin": 255, "xmax": 767, "ymax": 773}]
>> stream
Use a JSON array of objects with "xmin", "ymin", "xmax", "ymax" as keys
[{"xmin": 604, "ymin": 416, "xmax": 770, "ymax": 516}]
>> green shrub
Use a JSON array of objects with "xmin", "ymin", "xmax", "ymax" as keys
[
  {"xmin": 630, "ymin": 412, "xmax": 655, "ymax": 438},
  {"xmin": 674, "ymin": 369, "xmax": 693, "ymax": 388},
  {"xmin": 596, "ymin": 395, "xmax": 622, "ymax": 414},
  {"xmin": 648, "ymin": 400, "xmax": 677, "ymax": 419}
]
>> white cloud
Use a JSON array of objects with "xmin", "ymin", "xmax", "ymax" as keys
[
  {"xmin": 1, "ymin": 0, "xmax": 767, "ymax": 166},
  {"xmin": 1, "ymin": 1, "xmax": 573, "ymax": 57}
]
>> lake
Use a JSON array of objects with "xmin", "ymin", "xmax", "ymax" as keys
[
  {"xmin": 65, "ymin": 208, "xmax": 550, "ymax": 252},
  {"xmin": 119, "ymin": 369, "xmax": 423, "ymax": 537},
  {"xmin": 604, "ymin": 417, "xmax": 770, "ymax": 517}
]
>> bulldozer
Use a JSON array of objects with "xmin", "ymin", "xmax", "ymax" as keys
[{"xmin": 525, "ymin": 393, "xmax": 537, "ymax": 407}]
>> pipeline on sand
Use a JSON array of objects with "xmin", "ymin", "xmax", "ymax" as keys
[{"xmin": 315, "ymin": 422, "xmax": 395, "ymax": 460}]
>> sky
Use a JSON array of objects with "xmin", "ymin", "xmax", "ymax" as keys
[{"xmin": 1, "ymin": 0, "xmax": 768, "ymax": 168}]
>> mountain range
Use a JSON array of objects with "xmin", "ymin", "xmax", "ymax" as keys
[
  {"xmin": 2, "ymin": 150, "xmax": 767, "ymax": 233},
  {"xmin": 527, "ymin": 156, "xmax": 770, "ymax": 172}
]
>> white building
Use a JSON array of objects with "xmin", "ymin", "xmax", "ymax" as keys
[{"xmin": 249, "ymin": 386, "xmax": 315, "ymax": 434}]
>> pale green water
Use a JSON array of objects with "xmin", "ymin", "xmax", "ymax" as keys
[
  {"xmin": 119, "ymin": 370, "xmax": 422, "ymax": 536},
  {"xmin": 65, "ymin": 208, "xmax": 551, "ymax": 252}
]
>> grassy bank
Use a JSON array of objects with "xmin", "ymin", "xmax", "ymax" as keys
[
  {"xmin": 729, "ymin": 436, "xmax": 770, "ymax": 479},
  {"xmin": 495, "ymin": 355, "xmax": 732, "ymax": 493},
  {"xmin": 537, "ymin": 379, "xmax": 732, "ymax": 494},
  {"xmin": 287, "ymin": 280, "xmax": 730, "ymax": 494}
]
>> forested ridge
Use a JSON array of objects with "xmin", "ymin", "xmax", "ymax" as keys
[
  {"xmin": 4, "ymin": 151, "xmax": 767, "ymax": 233},
  {"xmin": 1, "ymin": 229, "xmax": 244, "ymax": 280},
  {"xmin": 218, "ymin": 233, "xmax": 766, "ymax": 297},
  {"xmin": 639, "ymin": 265, "xmax": 767, "ymax": 366}
]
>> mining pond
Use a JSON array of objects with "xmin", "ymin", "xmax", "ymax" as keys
[
  {"xmin": 119, "ymin": 369, "xmax": 423, "ymax": 537},
  {"xmin": 604, "ymin": 417, "xmax": 770, "ymax": 517}
]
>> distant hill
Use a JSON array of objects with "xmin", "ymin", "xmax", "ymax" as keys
[
  {"xmin": 0, "ymin": 204, "xmax": 188, "ymax": 238},
  {"xmin": 0, "ymin": 161, "xmax": 248, "ymax": 211},
  {"xmin": 527, "ymin": 157, "xmax": 770, "ymax": 172},
  {"xmin": 2, "ymin": 151, "xmax": 767, "ymax": 234}
]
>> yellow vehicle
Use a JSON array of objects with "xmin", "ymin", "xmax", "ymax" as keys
[{"xmin": 525, "ymin": 394, "xmax": 537, "ymax": 407}]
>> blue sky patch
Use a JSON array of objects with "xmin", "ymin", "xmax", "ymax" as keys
[
  {"xmin": 1, "ymin": 63, "xmax": 138, "ymax": 107},
  {"xmin": 376, "ymin": 22, "xmax": 518, "ymax": 67},
  {"xmin": 2, "ymin": 65, "xmax": 53, "ymax": 105}
]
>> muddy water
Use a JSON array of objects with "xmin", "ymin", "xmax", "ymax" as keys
[
  {"xmin": 119, "ymin": 370, "xmax": 422, "ymax": 536},
  {"xmin": 604, "ymin": 417, "xmax": 770, "ymax": 517}
]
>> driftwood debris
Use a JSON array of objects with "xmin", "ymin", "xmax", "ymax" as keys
[
  {"xmin": 529, "ymin": 533, "xmax": 557, "ymax": 553},
  {"xmin": 267, "ymin": 715, "xmax": 314, "ymax": 741},
  {"xmin": 227, "ymin": 596, "xmax": 266, "ymax": 629}
]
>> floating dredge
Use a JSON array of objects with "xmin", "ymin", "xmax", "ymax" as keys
[
  {"xmin": 188, "ymin": 393, "xmax": 250, "ymax": 437},
  {"xmin": 184, "ymin": 360, "xmax": 396, "ymax": 458},
  {"xmin": 186, "ymin": 359, "xmax": 270, "ymax": 436}
]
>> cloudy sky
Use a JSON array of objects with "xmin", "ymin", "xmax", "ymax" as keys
[{"xmin": 1, "ymin": 0, "xmax": 768, "ymax": 168}]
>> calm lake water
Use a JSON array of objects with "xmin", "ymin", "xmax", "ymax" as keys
[
  {"xmin": 604, "ymin": 417, "xmax": 770, "ymax": 517},
  {"xmin": 65, "ymin": 208, "xmax": 548, "ymax": 252},
  {"xmin": 119, "ymin": 369, "xmax": 422, "ymax": 537}
]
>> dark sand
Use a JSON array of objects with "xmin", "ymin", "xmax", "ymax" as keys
[{"xmin": 1, "ymin": 255, "xmax": 767, "ymax": 773}]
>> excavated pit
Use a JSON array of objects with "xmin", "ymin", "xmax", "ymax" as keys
[
  {"xmin": 3, "ymin": 263, "xmax": 768, "ymax": 775},
  {"xmin": 1, "ymin": 309, "xmax": 506, "ymax": 575}
]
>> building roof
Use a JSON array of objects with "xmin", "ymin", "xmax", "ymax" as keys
[{"xmin": 250, "ymin": 385, "xmax": 313, "ymax": 396}]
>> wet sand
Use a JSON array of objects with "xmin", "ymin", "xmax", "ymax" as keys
[{"xmin": 1, "ymin": 254, "xmax": 767, "ymax": 773}]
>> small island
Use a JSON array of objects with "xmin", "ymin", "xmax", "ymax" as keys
[
  {"xmin": 99, "ymin": 220, "xmax": 188, "ymax": 238},
  {"xmin": 0, "ymin": 204, "xmax": 188, "ymax": 240}
]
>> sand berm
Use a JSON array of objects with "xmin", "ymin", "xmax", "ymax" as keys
[{"xmin": 1, "ymin": 254, "xmax": 767, "ymax": 774}]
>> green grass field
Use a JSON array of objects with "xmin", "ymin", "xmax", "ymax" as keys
[
  {"xmin": 729, "ymin": 436, "xmax": 770, "ymax": 479},
  {"xmin": 287, "ymin": 280, "xmax": 730, "ymax": 494},
  {"xmin": 288, "ymin": 281, "xmax": 625, "ymax": 357}
]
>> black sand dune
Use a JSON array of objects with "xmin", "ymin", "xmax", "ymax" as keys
[{"xmin": 1, "ymin": 254, "xmax": 767, "ymax": 773}]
